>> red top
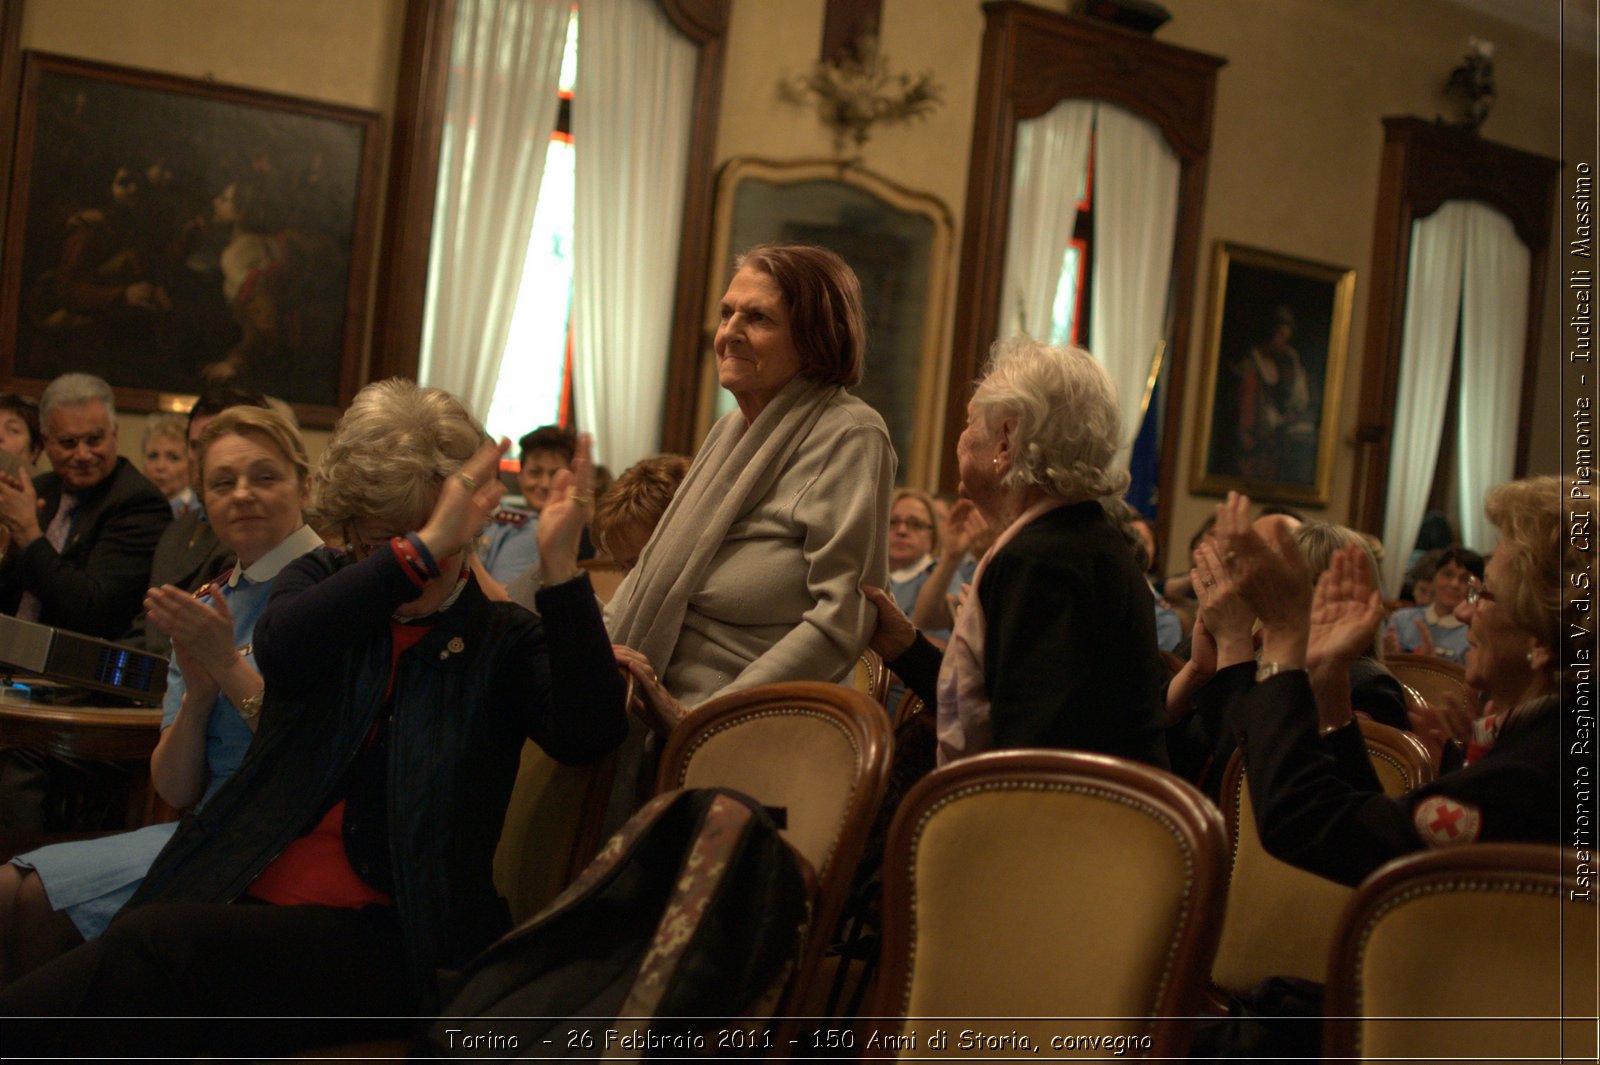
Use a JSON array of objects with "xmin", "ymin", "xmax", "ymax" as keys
[{"xmin": 245, "ymin": 621, "xmax": 431, "ymax": 908}]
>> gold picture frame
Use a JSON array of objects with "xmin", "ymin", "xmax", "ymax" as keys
[{"xmin": 1190, "ymin": 242, "xmax": 1355, "ymax": 506}]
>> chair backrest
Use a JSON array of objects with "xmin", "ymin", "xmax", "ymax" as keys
[
  {"xmin": 852, "ymin": 648, "xmax": 890, "ymax": 707},
  {"xmin": 1384, "ymin": 655, "xmax": 1468, "ymax": 715},
  {"xmin": 872, "ymin": 750, "xmax": 1227, "ymax": 1059},
  {"xmin": 491, "ymin": 673, "xmax": 630, "ymax": 922},
  {"xmin": 655, "ymin": 681, "xmax": 892, "ymax": 1013},
  {"xmin": 1208, "ymin": 719, "xmax": 1434, "ymax": 999},
  {"xmin": 576, "ymin": 558, "xmax": 628, "ymax": 605},
  {"xmin": 1325, "ymin": 844, "xmax": 1597, "ymax": 1064},
  {"xmin": 892, "ymin": 690, "xmax": 926, "ymax": 729}
]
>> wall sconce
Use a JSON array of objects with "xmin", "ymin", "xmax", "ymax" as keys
[
  {"xmin": 1442, "ymin": 36, "xmax": 1496, "ymax": 133},
  {"xmin": 778, "ymin": 33, "xmax": 942, "ymax": 157}
]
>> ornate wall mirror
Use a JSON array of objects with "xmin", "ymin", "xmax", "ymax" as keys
[
  {"xmin": 696, "ymin": 156, "xmax": 955, "ymax": 487},
  {"xmin": 947, "ymin": 1, "xmax": 1223, "ymax": 549}
]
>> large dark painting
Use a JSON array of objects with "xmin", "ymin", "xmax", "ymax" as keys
[{"xmin": 0, "ymin": 52, "xmax": 382, "ymax": 424}]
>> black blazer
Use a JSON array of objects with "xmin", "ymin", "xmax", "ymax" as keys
[
  {"xmin": 0, "ymin": 457, "xmax": 172, "ymax": 639},
  {"xmin": 890, "ymin": 501, "xmax": 1170, "ymax": 768}
]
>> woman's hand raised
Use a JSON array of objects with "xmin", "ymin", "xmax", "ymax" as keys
[
  {"xmin": 146, "ymin": 584, "xmax": 238, "ymax": 678},
  {"xmin": 418, "ymin": 437, "xmax": 510, "ymax": 563},
  {"xmin": 538, "ymin": 432, "xmax": 594, "ymax": 586}
]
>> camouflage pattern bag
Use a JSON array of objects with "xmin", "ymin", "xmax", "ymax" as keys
[{"xmin": 427, "ymin": 787, "xmax": 813, "ymax": 1060}]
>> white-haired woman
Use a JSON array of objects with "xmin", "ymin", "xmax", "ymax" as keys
[
  {"xmin": 0, "ymin": 380, "xmax": 628, "ymax": 1057},
  {"xmin": 866, "ymin": 337, "xmax": 1168, "ymax": 767}
]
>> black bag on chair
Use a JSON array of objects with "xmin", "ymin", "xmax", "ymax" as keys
[{"xmin": 426, "ymin": 787, "xmax": 813, "ymax": 1059}]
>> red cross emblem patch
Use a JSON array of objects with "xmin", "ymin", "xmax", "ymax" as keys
[{"xmin": 1413, "ymin": 795, "xmax": 1482, "ymax": 847}]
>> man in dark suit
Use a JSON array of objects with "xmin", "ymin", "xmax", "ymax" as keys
[
  {"xmin": 122, "ymin": 386, "xmax": 272, "ymax": 656},
  {"xmin": 0, "ymin": 372, "xmax": 170, "ymax": 831},
  {"xmin": 0, "ymin": 373, "xmax": 171, "ymax": 638}
]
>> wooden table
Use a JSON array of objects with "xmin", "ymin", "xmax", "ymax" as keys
[{"xmin": 0, "ymin": 682, "xmax": 168, "ymax": 827}]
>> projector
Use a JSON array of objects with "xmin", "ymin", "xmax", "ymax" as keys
[{"xmin": 0, "ymin": 614, "xmax": 167, "ymax": 705}]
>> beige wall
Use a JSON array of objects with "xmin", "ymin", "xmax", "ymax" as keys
[
  {"xmin": 17, "ymin": 0, "xmax": 406, "ymax": 474},
  {"xmin": 715, "ymin": 0, "xmax": 1578, "ymax": 560},
  {"xmin": 15, "ymin": 0, "xmax": 1584, "ymax": 558}
]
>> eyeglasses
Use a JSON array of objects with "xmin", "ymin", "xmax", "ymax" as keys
[
  {"xmin": 1465, "ymin": 577, "xmax": 1496, "ymax": 606},
  {"xmin": 888, "ymin": 517, "xmax": 933, "ymax": 532},
  {"xmin": 49, "ymin": 430, "xmax": 109, "ymax": 451}
]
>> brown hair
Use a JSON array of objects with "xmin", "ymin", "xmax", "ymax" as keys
[
  {"xmin": 592, "ymin": 454, "xmax": 691, "ymax": 564},
  {"xmin": 735, "ymin": 244, "xmax": 865, "ymax": 388}
]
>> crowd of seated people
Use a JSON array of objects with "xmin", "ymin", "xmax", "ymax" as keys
[{"xmin": 0, "ymin": 241, "xmax": 1570, "ymax": 1056}]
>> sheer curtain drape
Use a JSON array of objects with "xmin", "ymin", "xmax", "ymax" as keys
[
  {"xmin": 994, "ymin": 102, "xmax": 1178, "ymax": 468},
  {"xmin": 1380, "ymin": 202, "xmax": 1468, "ymax": 594},
  {"xmin": 996, "ymin": 101, "xmax": 1093, "ymax": 341},
  {"xmin": 571, "ymin": 0, "xmax": 696, "ymax": 470},
  {"xmin": 418, "ymin": 0, "xmax": 570, "ymax": 421},
  {"xmin": 1090, "ymin": 104, "xmax": 1180, "ymax": 468},
  {"xmin": 1456, "ymin": 204, "xmax": 1529, "ymax": 552}
]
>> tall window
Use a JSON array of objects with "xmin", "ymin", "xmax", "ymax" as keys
[
  {"xmin": 481, "ymin": 10, "xmax": 578, "ymax": 447},
  {"xmin": 1049, "ymin": 137, "xmax": 1092, "ymax": 347}
]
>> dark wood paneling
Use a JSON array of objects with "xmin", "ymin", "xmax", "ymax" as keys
[
  {"xmin": 946, "ymin": 0, "xmax": 1224, "ymax": 556},
  {"xmin": 1350, "ymin": 117, "xmax": 1560, "ymax": 534},
  {"xmin": 657, "ymin": 0, "xmax": 729, "ymax": 455},
  {"xmin": 367, "ymin": 0, "xmax": 455, "ymax": 386},
  {"xmin": 0, "ymin": 0, "xmax": 25, "ymax": 241}
]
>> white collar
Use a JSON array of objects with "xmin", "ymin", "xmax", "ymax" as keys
[
  {"xmin": 1425, "ymin": 602, "xmax": 1464, "ymax": 628},
  {"xmin": 228, "ymin": 523, "xmax": 325, "ymax": 587},
  {"xmin": 889, "ymin": 554, "xmax": 934, "ymax": 585}
]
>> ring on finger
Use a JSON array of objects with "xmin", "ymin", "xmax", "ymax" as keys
[
  {"xmin": 1201, "ymin": 578, "xmax": 1216, "ymax": 588},
  {"xmin": 457, "ymin": 473, "xmax": 479, "ymax": 491},
  {"xmin": 572, "ymin": 494, "xmax": 592, "ymax": 506}
]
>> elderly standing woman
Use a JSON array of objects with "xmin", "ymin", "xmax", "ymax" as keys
[
  {"xmin": 611, "ymin": 244, "xmax": 893, "ymax": 724},
  {"xmin": 1, "ymin": 380, "xmax": 627, "ymax": 1057},
  {"xmin": 1214, "ymin": 477, "xmax": 1565, "ymax": 887},
  {"xmin": 865, "ymin": 337, "xmax": 1168, "ymax": 767}
]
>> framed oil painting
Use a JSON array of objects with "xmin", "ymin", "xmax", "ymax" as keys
[
  {"xmin": 0, "ymin": 52, "xmax": 383, "ymax": 426},
  {"xmin": 1190, "ymin": 242, "xmax": 1355, "ymax": 506},
  {"xmin": 697, "ymin": 157, "xmax": 955, "ymax": 489}
]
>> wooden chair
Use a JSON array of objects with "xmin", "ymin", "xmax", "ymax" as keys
[
  {"xmin": 872, "ymin": 750, "xmax": 1227, "ymax": 1059},
  {"xmin": 490, "ymin": 673, "xmax": 631, "ymax": 923},
  {"xmin": 1207, "ymin": 719, "xmax": 1434, "ymax": 1004},
  {"xmin": 1325, "ymin": 844, "xmax": 1597, "ymax": 1064},
  {"xmin": 852, "ymin": 647, "xmax": 890, "ymax": 707},
  {"xmin": 656, "ymin": 681, "xmax": 892, "ymax": 1019},
  {"xmin": 891, "ymin": 690, "xmax": 925, "ymax": 729},
  {"xmin": 576, "ymin": 557, "xmax": 628, "ymax": 605},
  {"xmin": 1384, "ymin": 655, "xmax": 1468, "ymax": 716}
]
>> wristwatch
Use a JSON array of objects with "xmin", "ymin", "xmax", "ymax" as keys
[
  {"xmin": 237, "ymin": 688, "xmax": 266, "ymax": 721},
  {"xmin": 1254, "ymin": 660, "xmax": 1300, "ymax": 683}
]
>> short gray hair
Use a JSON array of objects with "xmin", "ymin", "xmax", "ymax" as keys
[
  {"xmin": 40, "ymin": 373, "xmax": 116, "ymax": 432},
  {"xmin": 315, "ymin": 379, "xmax": 486, "ymax": 532},
  {"xmin": 972, "ymin": 336, "xmax": 1128, "ymax": 501}
]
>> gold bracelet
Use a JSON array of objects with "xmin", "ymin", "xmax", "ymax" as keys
[{"xmin": 237, "ymin": 688, "xmax": 265, "ymax": 721}]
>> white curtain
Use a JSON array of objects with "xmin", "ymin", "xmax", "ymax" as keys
[
  {"xmin": 1090, "ymin": 104, "xmax": 1181, "ymax": 468},
  {"xmin": 996, "ymin": 100, "xmax": 1094, "ymax": 342},
  {"xmin": 572, "ymin": 0, "xmax": 696, "ymax": 470},
  {"xmin": 418, "ymin": 0, "xmax": 570, "ymax": 423},
  {"xmin": 1381, "ymin": 201, "xmax": 1470, "ymax": 594},
  {"xmin": 1456, "ymin": 204, "xmax": 1530, "ymax": 553}
]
